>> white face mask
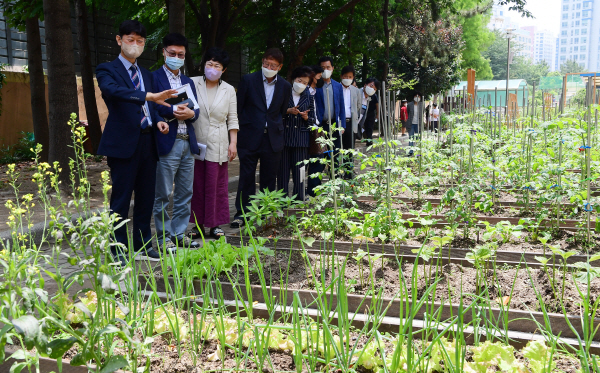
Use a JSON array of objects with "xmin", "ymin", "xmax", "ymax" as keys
[
  {"xmin": 365, "ymin": 86, "xmax": 376, "ymax": 96},
  {"xmin": 262, "ymin": 66, "xmax": 278, "ymax": 78},
  {"xmin": 121, "ymin": 42, "xmax": 144, "ymax": 60},
  {"xmin": 293, "ymin": 81, "xmax": 307, "ymax": 94},
  {"xmin": 414, "ymin": 96, "xmax": 420, "ymax": 102},
  {"xmin": 321, "ymin": 69, "xmax": 332, "ymax": 79},
  {"xmin": 341, "ymin": 78, "xmax": 353, "ymax": 87}
]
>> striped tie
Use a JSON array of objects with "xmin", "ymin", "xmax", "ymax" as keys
[{"xmin": 129, "ymin": 65, "xmax": 149, "ymax": 128}]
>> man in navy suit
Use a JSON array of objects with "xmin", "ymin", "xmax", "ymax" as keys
[
  {"xmin": 307, "ymin": 56, "xmax": 345, "ymax": 197},
  {"xmin": 96, "ymin": 20, "xmax": 177, "ymax": 265},
  {"xmin": 231, "ymin": 48, "xmax": 292, "ymax": 228},
  {"xmin": 152, "ymin": 33, "xmax": 201, "ymax": 251}
]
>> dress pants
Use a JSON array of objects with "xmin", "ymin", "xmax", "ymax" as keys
[
  {"xmin": 341, "ymin": 120, "xmax": 355, "ymax": 179},
  {"xmin": 277, "ymin": 146, "xmax": 308, "ymax": 200},
  {"xmin": 363, "ymin": 120, "xmax": 374, "ymax": 145},
  {"xmin": 235, "ymin": 131, "xmax": 282, "ymax": 216},
  {"xmin": 153, "ymin": 138, "xmax": 194, "ymax": 242},
  {"xmin": 306, "ymin": 120, "xmax": 341, "ymax": 196},
  {"xmin": 107, "ymin": 132, "xmax": 157, "ymax": 253}
]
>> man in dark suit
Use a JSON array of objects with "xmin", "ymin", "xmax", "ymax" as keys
[
  {"xmin": 231, "ymin": 48, "xmax": 292, "ymax": 228},
  {"xmin": 96, "ymin": 20, "xmax": 177, "ymax": 265},
  {"xmin": 307, "ymin": 56, "xmax": 345, "ymax": 197},
  {"xmin": 152, "ymin": 33, "xmax": 200, "ymax": 251}
]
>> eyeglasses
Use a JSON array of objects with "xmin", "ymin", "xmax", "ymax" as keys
[
  {"xmin": 122, "ymin": 37, "xmax": 145, "ymax": 46},
  {"xmin": 262, "ymin": 61, "xmax": 280, "ymax": 70},
  {"xmin": 164, "ymin": 49, "xmax": 185, "ymax": 59},
  {"xmin": 205, "ymin": 61, "xmax": 223, "ymax": 70}
]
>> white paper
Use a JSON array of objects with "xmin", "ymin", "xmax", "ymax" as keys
[
  {"xmin": 299, "ymin": 166, "xmax": 305, "ymax": 183},
  {"xmin": 173, "ymin": 83, "xmax": 200, "ymax": 109},
  {"xmin": 193, "ymin": 142, "xmax": 207, "ymax": 161}
]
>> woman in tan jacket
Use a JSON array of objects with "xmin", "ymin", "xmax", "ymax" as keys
[{"xmin": 189, "ymin": 48, "xmax": 239, "ymax": 239}]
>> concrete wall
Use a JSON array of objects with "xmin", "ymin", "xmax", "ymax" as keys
[{"xmin": 0, "ymin": 71, "xmax": 107, "ymax": 148}]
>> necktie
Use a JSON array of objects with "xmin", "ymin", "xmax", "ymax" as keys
[{"xmin": 129, "ymin": 65, "xmax": 149, "ymax": 128}]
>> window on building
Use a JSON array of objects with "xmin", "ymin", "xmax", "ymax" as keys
[
  {"xmin": 582, "ymin": 37, "xmax": 587, "ymax": 43},
  {"xmin": 561, "ymin": 38, "xmax": 567, "ymax": 44},
  {"xmin": 581, "ymin": 46, "xmax": 586, "ymax": 52},
  {"xmin": 561, "ymin": 47, "xmax": 566, "ymax": 52},
  {"xmin": 575, "ymin": 37, "xmax": 579, "ymax": 43},
  {"xmin": 584, "ymin": 2, "xmax": 589, "ymax": 7},
  {"xmin": 577, "ymin": 3, "xmax": 581, "ymax": 9},
  {"xmin": 500, "ymin": 11, "xmax": 503, "ymax": 16},
  {"xmin": 583, "ymin": 20, "xmax": 588, "ymax": 26},
  {"xmin": 561, "ymin": 55, "xmax": 566, "ymax": 61},
  {"xmin": 562, "ymin": 22, "xmax": 568, "ymax": 27},
  {"xmin": 575, "ymin": 29, "xmax": 579, "ymax": 35},
  {"xmin": 576, "ymin": 12, "xmax": 580, "ymax": 18},
  {"xmin": 582, "ymin": 28, "xmax": 587, "ymax": 35},
  {"xmin": 580, "ymin": 54, "xmax": 585, "ymax": 60},
  {"xmin": 575, "ymin": 46, "xmax": 579, "ymax": 52},
  {"xmin": 563, "ymin": 5, "xmax": 569, "ymax": 10}
]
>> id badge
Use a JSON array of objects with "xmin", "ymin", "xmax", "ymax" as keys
[{"xmin": 142, "ymin": 105, "xmax": 150, "ymax": 118}]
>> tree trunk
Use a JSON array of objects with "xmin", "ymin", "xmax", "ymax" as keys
[
  {"xmin": 75, "ymin": 0, "xmax": 102, "ymax": 155},
  {"xmin": 25, "ymin": 16, "xmax": 49, "ymax": 162},
  {"xmin": 42, "ymin": 0, "xmax": 78, "ymax": 182},
  {"xmin": 267, "ymin": 0, "xmax": 282, "ymax": 49},
  {"xmin": 168, "ymin": 0, "xmax": 186, "ymax": 35},
  {"xmin": 382, "ymin": 0, "xmax": 390, "ymax": 82},
  {"xmin": 347, "ymin": 8, "xmax": 354, "ymax": 67}
]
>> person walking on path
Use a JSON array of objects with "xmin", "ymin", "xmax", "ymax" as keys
[
  {"xmin": 277, "ymin": 66, "xmax": 314, "ymax": 200},
  {"xmin": 400, "ymin": 100, "xmax": 408, "ymax": 136},
  {"xmin": 152, "ymin": 33, "xmax": 201, "ymax": 251},
  {"xmin": 431, "ymin": 103, "xmax": 440, "ymax": 132},
  {"xmin": 340, "ymin": 65, "xmax": 361, "ymax": 179},
  {"xmin": 189, "ymin": 48, "xmax": 239, "ymax": 239},
  {"xmin": 231, "ymin": 48, "xmax": 292, "ymax": 228},
  {"xmin": 406, "ymin": 92, "xmax": 423, "ymax": 156},
  {"xmin": 96, "ymin": 20, "xmax": 177, "ymax": 265}
]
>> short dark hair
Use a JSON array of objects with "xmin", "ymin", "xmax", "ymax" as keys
[
  {"xmin": 364, "ymin": 77, "xmax": 380, "ymax": 90},
  {"xmin": 310, "ymin": 65, "xmax": 324, "ymax": 74},
  {"xmin": 414, "ymin": 91, "xmax": 423, "ymax": 97},
  {"xmin": 319, "ymin": 56, "xmax": 334, "ymax": 66},
  {"xmin": 340, "ymin": 66, "xmax": 355, "ymax": 77},
  {"xmin": 163, "ymin": 33, "xmax": 188, "ymax": 49},
  {"xmin": 291, "ymin": 66, "xmax": 312, "ymax": 81},
  {"xmin": 263, "ymin": 48, "xmax": 284, "ymax": 65},
  {"xmin": 119, "ymin": 20, "xmax": 147, "ymax": 38},
  {"xmin": 202, "ymin": 47, "xmax": 230, "ymax": 68},
  {"xmin": 433, "ymin": 103, "xmax": 437, "ymax": 107}
]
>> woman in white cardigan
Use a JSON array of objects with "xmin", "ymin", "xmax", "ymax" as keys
[{"xmin": 189, "ymin": 48, "xmax": 239, "ymax": 239}]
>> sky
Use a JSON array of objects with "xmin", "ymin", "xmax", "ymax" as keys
[{"xmin": 502, "ymin": 0, "xmax": 561, "ymax": 35}]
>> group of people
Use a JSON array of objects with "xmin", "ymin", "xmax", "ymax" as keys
[{"xmin": 96, "ymin": 20, "xmax": 381, "ymax": 265}]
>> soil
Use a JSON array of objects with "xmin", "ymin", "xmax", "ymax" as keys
[{"xmin": 220, "ymin": 248, "xmax": 600, "ymax": 316}]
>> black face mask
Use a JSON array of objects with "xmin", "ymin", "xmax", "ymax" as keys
[{"xmin": 316, "ymin": 78, "xmax": 325, "ymax": 89}]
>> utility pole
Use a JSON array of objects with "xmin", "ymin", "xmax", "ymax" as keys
[{"xmin": 506, "ymin": 28, "xmax": 514, "ymax": 122}]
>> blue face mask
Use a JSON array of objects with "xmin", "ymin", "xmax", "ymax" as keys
[{"xmin": 165, "ymin": 56, "xmax": 185, "ymax": 71}]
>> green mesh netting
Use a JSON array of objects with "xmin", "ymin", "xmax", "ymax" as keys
[{"xmin": 538, "ymin": 75, "xmax": 584, "ymax": 90}]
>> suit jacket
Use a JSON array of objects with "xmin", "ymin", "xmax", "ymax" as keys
[
  {"xmin": 191, "ymin": 77, "xmax": 239, "ymax": 164},
  {"xmin": 152, "ymin": 67, "xmax": 200, "ymax": 156},
  {"xmin": 237, "ymin": 71, "xmax": 292, "ymax": 153},
  {"xmin": 348, "ymin": 85, "xmax": 362, "ymax": 133},
  {"xmin": 315, "ymin": 79, "xmax": 346, "ymax": 129},
  {"xmin": 406, "ymin": 101, "xmax": 424, "ymax": 129},
  {"xmin": 96, "ymin": 58, "xmax": 163, "ymax": 159},
  {"xmin": 284, "ymin": 90, "xmax": 315, "ymax": 148}
]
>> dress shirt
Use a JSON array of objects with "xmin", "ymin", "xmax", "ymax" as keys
[
  {"xmin": 309, "ymin": 87, "xmax": 320, "ymax": 126},
  {"xmin": 323, "ymin": 81, "xmax": 335, "ymax": 122},
  {"xmin": 292, "ymin": 90, "xmax": 301, "ymax": 106},
  {"xmin": 119, "ymin": 54, "xmax": 152, "ymax": 126},
  {"xmin": 342, "ymin": 84, "xmax": 352, "ymax": 119},
  {"xmin": 263, "ymin": 72, "xmax": 277, "ymax": 127},
  {"xmin": 163, "ymin": 65, "xmax": 188, "ymax": 134}
]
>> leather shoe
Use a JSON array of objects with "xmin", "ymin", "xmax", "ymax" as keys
[{"xmin": 134, "ymin": 248, "xmax": 162, "ymax": 262}]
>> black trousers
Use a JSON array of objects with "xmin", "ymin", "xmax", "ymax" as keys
[
  {"xmin": 363, "ymin": 120, "xmax": 374, "ymax": 144},
  {"xmin": 277, "ymin": 146, "xmax": 308, "ymax": 200},
  {"xmin": 341, "ymin": 122, "xmax": 355, "ymax": 179},
  {"xmin": 235, "ymin": 131, "xmax": 282, "ymax": 216},
  {"xmin": 307, "ymin": 154, "xmax": 326, "ymax": 197},
  {"xmin": 107, "ymin": 132, "xmax": 157, "ymax": 253}
]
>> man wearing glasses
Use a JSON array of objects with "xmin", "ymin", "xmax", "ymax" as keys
[
  {"xmin": 151, "ymin": 33, "xmax": 201, "ymax": 252},
  {"xmin": 231, "ymin": 48, "xmax": 292, "ymax": 228},
  {"xmin": 96, "ymin": 20, "xmax": 177, "ymax": 266}
]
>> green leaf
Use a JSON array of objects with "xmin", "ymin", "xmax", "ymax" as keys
[
  {"xmin": 48, "ymin": 337, "xmax": 77, "ymax": 359},
  {"xmin": 11, "ymin": 315, "xmax": 39, "ymax": 350},
  {"xmin": 97, "ymin": 273, "xmax": 118, "ymax": 294},
  {"xmin": 302, "ymin": 237, "xmax": 315, "ymax": 248},
  {"xmin": 99, "ymin": 355, "xmax": 128, "ymax": 373},
  {"xmin": 70, "ymin": 353, "xmax": 86, "ymax": 366}
]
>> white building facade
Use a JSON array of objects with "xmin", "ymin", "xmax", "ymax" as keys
[
  {"xmin": 534, "ymin": 30, "xmax": 557, "ymax": 69},
  {"xmin": 557, "ymin": 0, "xmax": 595, "ymax": 71}
]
